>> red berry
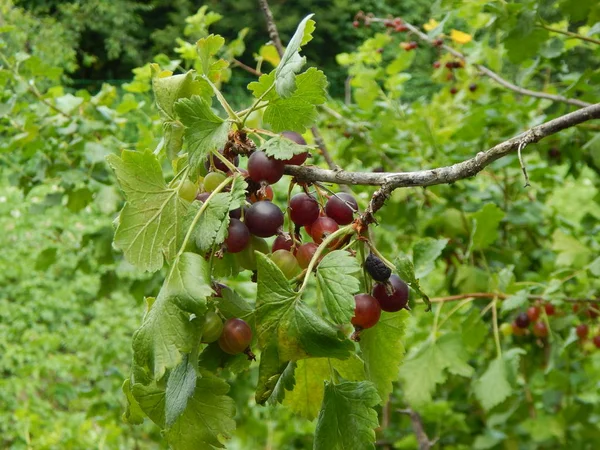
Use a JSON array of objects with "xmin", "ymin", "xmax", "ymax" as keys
[
  {"xmin": 289, "ymin": 193, "xmax": 320, "ymax": 226},
  {"xmin": 576, "ymin": 324, "xmax": 589, "ymax": 340},
  {"xmin": 544, "ymin": 303, "xmax": 556, "ymax": 316},
  {"xmin": 512, "ymin": 321, "xmax": 527, "ymax": 336},
  {"xmin": 450, "ymin": 87, "xmax": 458, "ymax": 95},
  {"xmin": 395, "ymin": 24, "xmax": 408, "ymax": 32},
  {"xmin": 310, "ymin": 217, "xmax": 339, "ymax": 244},
  {"xmin": 527, "ymin": 306, "xmax": 540, "ymax": 322},
  {"xmin": 245, "ymin": 201, "xmax": 284, "ymax": 237},
  {"xmin": 433, "ymin": 61, "xmax": 441, "ymax": 69},
  {"xmin": 469, "ymin": 83, "xmax": 477, "ymax": 92},
  {"xmin": 296, "ymin": 242, "xmax": 318, "ymax": 269},
  {"xmin": 393, "ymin": 18, "xmax": 403, "ymax": 27},
  {"xmin": 585, "ymin": 307, "xmax": 599, "ymax": 319},
  {"xmin": 225, "ymin": 218, "xmax": 250, "ymax": 253},
  {"xmin": 515, "ymin": 312, "xmax": 530, "ymax": 329},
  {"xmin": 352, "ymin": 294, "xmax": 382, "ymax": 329},
  {"xmin": 272, "ymin": 233, "xmax": 294, "ymax": 252},
  {"xmin": 433, "ymin": 38, "xmax": 444, "ymax": 47},
  {"xmin": 372, "ymin": 275, "xmax": 409, "ymax": 312},
  {"xmin": 594, "ymin": 335, "xmax": 600, "ymax": 349},
  {"xmin": 248, "ymin": 151, "xmax": 285, "ymax": 185},
  {"xmin": 353, "ymin": 20, "xmax": 360, "ymax": 28},
  {"xmin": 325, "ymin": 193, "xmax": 358, "ymax": 225},
  {"xmin": 218, "ymin": 318, "xmax": 252, "ymax": 355},
  {"xmin": 532, "ymin": 321, "xmax": 548, "ymax": 338}
]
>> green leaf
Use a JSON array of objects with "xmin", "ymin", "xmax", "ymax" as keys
[
  {"xmin": 473, "ymin": 349, "xmax": 525, "ymax": 410},
  {"xmin": 551, "ymin": 229, "xmax": 591, "ymax": 268},
  {"xmin": 152, "ymin": 70, "xmax": 209, "ymax": 119},
  {"xmin": 360, "ymin": 311, "xmax": 408, "ymax": 403},
  {"xmin": 122, "ymin": 379, "xmax": 146, "ymax": 425},
  {"xmin": 500, "ymin": 290, "xmax": 529, "ymax": 313},
  {"xmin": 107, "ymin": 150, "xmax": 189, "ymax": 272},
  {"xmin": 247, "ymin": 71, "xmax": 277, "ymax": 100},
  {"xmin": 413, "ymin": 238, "xmax": 448, "ymax": 278},
  {"xmin": 132, "ymin": 252, "xmax": 213, "ymax": 380},
  {"xmin": 395, "ymin": 255, "xmax": 431, "ymax": 311},
  {"xmin": 262, "ymin": 135, "xmax": 313, "ymax": 160},
  {"xmin": 275, "ymin": 14, "xmax": 315, "ymax": 98},
  {"xmin": 165, "ymin": 354, "xmax": 197, "ymax": 427},
  {"xmin": 196, "ymin": 35, "xmax": 229, "ymax": 81},
  {"xmin": 399, "ymin": 334, "xmax": 473, "ymax": 407},
  {"xmin": 256, "ymin": 344, "xmax": 296, "ymax": 405},
  {"xmin": 470, "ymin": 203, "xmax": 505, "ymax": 250},
  {"xmin": 316, "ymin": 250, "xmax": 361, "ymax": 324},
  {"xmin": 162, "ymin": 121, "xmax": 185, "ymax": 160},
  {"xmin": 255, "ymin": 253, "xmax": 354, "ymax": 361},
  {"xmin": 314, "ymin": 381, "xmax": 380, "ymax": 450},
  {"xmin": 174, "ymin": 96, "xmax": 231, "ymax": 170},
  {"xmin": 216, "ymin": 287, "xmax": 255, "ymax": 326}
]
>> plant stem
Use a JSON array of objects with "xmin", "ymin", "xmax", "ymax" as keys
[
  {"xmin": 242, "ymin": 84, "xmax": 274, "ymax": 126},
  {"xmin": 202, "ymin": 75, "xmax": 242, "ymax": 124},
  {"xmin": 492, "ymin": 297, "xmax": 502, "ymax": 358}
]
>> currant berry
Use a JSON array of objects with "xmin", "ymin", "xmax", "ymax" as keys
[
  {"xmin": 433, "ymin": 61, "xmax": 441, "ymax": 69},
  {"xmin": 469, "ymin": 83, "xmax": 477, "ymax": 92},
  {"xmin": 218, "ymin": 318, "xmax": 252, "ymax": 355},
  {"xmin": 532, "ymin": 321, "xmax": 548, "ymax": 338},
  {"xmin": 432, "ymin": 38, "xmax": 444, "ymax": 47},
  {"xmin": 245, "ymin": 201, "xmax": 284, "ymax": 237},
  {"xmin": 585, "ymin": 307, "xmax": 599, "ymax": 319},
  {"xmin": 325, "ymin": 193, "xmax": 358, "ymax": 225},
  {"xmin": 499, "ymin": 322, "xmax": 513, "ymax": 337},
  {"xmin": 364, "ymin": 253, "xmax": 391, "ymax": 282},
  {"xmin": 526, "ymin": 306, "xmax": 540, "ymax": 322},
  {"xmin": 576, "ymin": 324, "xmax": 589, "ymax": 340},
  {"xmin": 289, "ymin": 193, "xmax": 320, "ymax": 226},
  {"xmin": 352, "ymin": 20, "xmax": 360, "ymax": 28},
  {"xmin": 272, "ymin": 233, "xmax": 294, "ymax": 252},
  {"xmin": 225, "ymin": 218, "xmax": 250, "ymax": 253},
  {"xmin": 593, "ymin": 335, "xmax": 600, "ymax": 349},
  {"xmin": 310, "ymin": 216, "xmax": 339, "ymax": 244},
  {"xmin": 450, "ymin": 87, "xmax": 458, "ymax": 95},
  {"xmin": 281, "ymin": 131, "xmax": 309, "ymax": 165},
  {"xmin": 196, "ymin": 192, "xmax": 210, "ymax": 203},
  {"xmin": 203, "ymin": 171, "xmax": 227, "ymax": 192},
  {"xmin": 372, "ymin": 275, "xmax": 409, "ymax": 312},
  {"xmin": 201, "ymin": 311, "xmax": 224, "ymax": 343},
  {"xmin": 515, "ymin": 312, "xmax": 530, "ymax": 329},
  {"xmin": 205, "ymin": 149, "xmax": 239, "ymax": 173},
  {"xmin": 248, "ymin": 151, "xmax": 285, "ymax": 185},
  {"xmin": 236, "ymin": 236, "xmax": 269, "ymax": 271},
  {"xmin": 351, "ymin": 294, "xmax": 381, "ymax": 330},
  {"xmin": 296, "ymin": 242, "xmax": 318, "ymax": 269},
  {"xmin": 544, "ymin": 303, "xmax": 556, "ymax": 316},
  {"xmin": 511, "ymin": 321, "xmax": 527, "ymax": 336},
  {"xmin": 270, "ymin": 249, "xmax": 301, "ymax": 279},
  {"xmin": 178, "ymin": 179, "xmax": 198, "ymax": 202},
  {"xmin": 229, "ymin": 206, "xmax": 243, "ymax": 220}
]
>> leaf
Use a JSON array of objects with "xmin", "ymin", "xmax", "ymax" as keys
[
  {"xmin": 132, "ymin": 252, "xmax": 213, "ymax": 380},
  {"xmin": 450, "ymin": 29, "xmax": 472, "ymax": 44},
  {"xmin": 256, "ymin": 344, "xmax": 296, "ymax": 405},
  {"xmin": 284, "ymin": 358, "xmax": 330, "ymax": 420},
  {"xmin": 551, "ymin": 229, "xmax": 591, "ymax": 268},
  {"xmin": 473, "ymin": 349, "xmax": 525, "ymax": 410},
  {"xmin": 174, "ymin": 96, "xmax": 231, "ymax": 170},
  {"xmin": 413, "ymin": 238, "xmax": 448, "ymax": 278},
  {"xmin": 255, "ymin": 253, "xmax": 354, "ymax": 361},
  {"xmin": 360, "ymin": 311, "xmax": 408, "ymax": 403},
  {"xmin": 316, "ymin": 250, "xmax": 361, "ymax": 324},
  {"xmin": 162, "ymin": 121, "xmax": 185, "ymax": 160},
  {"xmin": 165, "ymin": 354, "xmax": 197, "ymax": 427},
  {"xmin": 122, "ymin": 379, "xmax": 145, "ymax": 425},
  {"xmin": 152, "ymin": 69, "xmax": 209, "ymax": 119},
  {"xmin": 275, "ymin": 14, "xmax": 315, "ymax": 98},
  {"xmin": 196, "ymin": 35, "xmax": 229, "ymax": 81},
  {"xmin": 399, "ymin": 334, "xmax": 473, "ymax": 407},
  {"xmin": 314, "ymin": 381, "xmax": 380, "ymax": 450},
  {"xmin": 262, "ymin": 135, "xmax": 313, "ymax": 160},
  {"xmin": 500, "ymin": 290, "xmax": 529, "ymax": 313},
  {"xmin": 107, "ymin": 150, "xmax": 189, "ymax": 272},
  {"xmin": 470, "ymin": 204, "xmax": 505, "ymax": 250},
  {"xmin": 216, "ymin": 287, "xmax": 255, "ymax": 326},
  {"xmin": 395, "ymin": 255, "xmax": 431, "ymax": 311}
]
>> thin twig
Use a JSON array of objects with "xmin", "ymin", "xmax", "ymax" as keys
[
  {"xmin": 397, "ymin": 408, "xmax": 438, "ymax": 450},
  {"xmin": 232, "ymin": 58, "xmax": 262, "ymax": 76},
  {"xmin": 428, "ymin": 292, "xmax": 600, "ymax": 304},
  {"xmin": 517, "ymin": 141, "xmax": 531, "ymax": 187},
  {"xmin": 538, "ymin": 23, "xmax": 600, "ymax": 46}
]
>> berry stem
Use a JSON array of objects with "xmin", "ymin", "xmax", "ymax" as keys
[
  {"xmin": 168, "ymin": 166, "xmax": 191, "ymax": 189},
  {"xmin": 212, "ymin": 149, "xmax": 240, "ymax": 173},
  {"xmin": 491, "ymin": 297, "xmax": 502, "ymax": 358}
]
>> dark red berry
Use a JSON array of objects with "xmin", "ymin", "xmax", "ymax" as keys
[
  {"xmin": 527, "ymin": 306, "xmax": 540, "ymax": 322},
  {"xmin": 325, "ymin": 193, "xmax": 358, "ymax": 225},
  {"xmin": 353, "ymin": 20, "xmax": 360, "ymax": 28},
  {"xmin": 515, "ymin": 312, "xmax": 530, "ymax": 329},
  {"xmin": 532, "ymin": 321, "xmax": 548, "ymax": 338},
  {"xmin": 296, "ymin": 242, "xmax": 318, "ymax": 269},
  {"xmin": 585, "ymin": 307, "xmax": 599, "ymax": 319},
  {"xmin": 512, "ymin": 321, "xmax": 527, "ymax": 336},
  {"xmin": 372, "ymin": 275, "xmax": 409, "ymax": 312},
  {"xmin": 248, "ymin": 151, "xmax": 285, "ymax": 185},
  {"xmin": 365, "ymin": 253, "xmax": 391, "ymax": 282},
  {"xmin": 576, "ymin": 324, "xmax": 589, "ymax": 340},
  {"xmin": 469, "ymin": 83, "xmax": 477, "ymax": 92},
  {"xmin": 245, "ymin": 201, "xmax": 284, "ymax": 238},
  {"xmin": 433, "ymin": 61, "xmax": 441, "ymax": 69},
  {"xmin": 225, "ymin": 218, "xmax": 250, "ymax": 253},
  {"xmin": 352, "ymin": 294, "xmax": 382, "ymax": 330},
  {"xmin": 218, "ymin": 318, "xmax": 252, "ymax": 355},
  {"xmin": 593, "ymin": 335, "xmax": 600, "ymax": 349},
  {"xmin": 205, "ymin": 149, "xmax": 239, "ymax": 173},
  {"xmin": 544, "ymin": 303, "xmax": 556, "ymax": 316},
  {"xmin": 450, "ymin": 87, "xmax": 458, "ymax": 95},
  {"xmin": 432, "ymin": 38, "xmax": 444, "ymax": 47},
  {"xmin": 196, "ymin": 192, "xmax": 210, "ymax": 202},
  {"xmin": 272, "ymin": 233, "xmax": 294, "ymax": 252},
  {"xmin": 310, "ymin": 217, "xmax": 339, "ymax": 244},
  {"xmin": 289, "ymin": 193, "xmax": 320, "ymax": 226},
  {"xmin": 280, "ymin": 131, "xmax": 309, "ymax": 165}
]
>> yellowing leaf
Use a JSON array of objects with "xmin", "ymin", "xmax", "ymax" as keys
[
  {"xmin": 423, "ymin": 19, "xmax": 439, "ymax": 32},
  {"xmin": 450, "ymin": 29, "xmax": 472, "ymax": 44},
  {"xmin": 258, "ymin": 44, "xmax": 280, "ymax": 67}
]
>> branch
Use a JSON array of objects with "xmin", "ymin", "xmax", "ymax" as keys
[
  {"xmin": 538, "ymin": 23, "xmax": 600, "ymax": 46},
  {"xmin": 367, "ymin": 17, "xmax": 591, "ymax": 109},
  {"xmin": 397, "ymin": 409, "xmax": 438, "ymax": 450},
  {"xmin": 429, "ymin": 292, "xmax": 600, "ymax": 304},
  {"xmin": 284, "ymin": 102, "xmax": 600, "ymax": 218}
]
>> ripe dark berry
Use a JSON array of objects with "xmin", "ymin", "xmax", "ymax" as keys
[
  {"xmin": 511, "ymin": 321, "xmax": 527, "ymax": 336},
  {"xmin": 432, "ymin": 38, "xmax": 444, "ymax": 47},
  {"xmin": 585, "ymin": 307, "xmax": 599, "ymax": 319},
  {"xmin": 593, "ymin": 335, "xmax": 600, "ymax": 349},
  {"xmin": 433, "ymin": 61, "xmax": 441, "ymax": 69},
  {"xmin": 576, "ymin": 324, "xmax": 589, "ymax": 340},
  {"xmin": 205, "ymin": 149, "xmax": 239, "ymax": 173},
  {"xmin": 352, "ymin": 20, "xmax": 360, "ymax": 28},
  {"xmin": 218, "ymin": 318, "xmax": 252, "ymax": 355},
  {"xmin": 527, "ymin": 306, "xmax": 540, "ymax": 322},
  {"xmin": 450, "ymin": 87, "xmax": 458, "ymax": 95},
  {"xmin": 544, "ymin": 303, "xmax": 556, "ymax": 316},
  {"xmin": 225, "ymin": 218, "xmax": 250, "ymax": 253},
  {"xmin": 296, "ymin": 242, "xmax": 318, "ymax": 269},
  {"xmin": 372, "ymin": 275, "xmax": 409, "ymax": 312},
  {"xmin": 532, "ymin": 321, "xmax": 548, "ymax": 338},
  {"xmin": 325, "ymin": 193, "xmax": 358, "ymax": 225},
  {"xmin": 196, "ymin": 192, "xmax": 210, "ymax": 203},
  {"xmin": 352, "ymin": 294, "xmax": 381, "ymax": 330},
  {"xmin": 236, "ymin": 236, "xmax": 269, "ymax": 271},
  {"xmin": 365, "ymin": 253, "xmax": 391, "ymax": 282},
  {"xmin": 248, "ymin": 151, "xmax": 285, "ymax": 185},
  {"xmin": 245, "ymin": 201, "xmax": 284, "ymax": 237},
  {"xmin": 469, "ymin": 83, "xmax": 477, "ymax": 92},
  {"xmin": 281, "ymin": 131, "xmax": 307, "ymax": 145},
  {"xmin": 310, "ymin": 216, "xmax": 339, "ymax": 244},
  {"xmin": 272, "ymin": 233, "xmax": 294, "ymax": 252},
  {"xmin": 289, "ymin": 193, "xmax": 320, "ymax": 226},
  {"xmin": 515, "ymin": 312, "xmax": 530, "ymax": 329},
  {"xmin": 281, "ymin": 131, "xmax": 309, "ymax": 165},
  {"xmin": 395, "ymin": 24, "xmax": 409, "ymax": 32}
]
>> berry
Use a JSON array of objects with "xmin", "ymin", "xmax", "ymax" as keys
[
  {"xmin": 205, "ymin": 149, "xmax": 239, "ymax": 173},
  {"xmin": 178, "ymin": 179, "xmax": 198, "ymax": 202},
  {"xmin": 585, "ymin": 307, "xmax": 599, "ymax": 319},
  {"xmin": 500, "ymin": 322, "xmax": 513, "ymax": 337},
  {"xmin": 432, "ymin": 38, "xmax": 444, "ymax": 47},
  {"xmin": 281, "ymin": 131, "xmax": 309, "ymax": 165},
  {"xmin": 310, "ymin": 216, "xmax": 339, "ymax": 244},
  {"xmin": 527, "ymin": 306, "xmax": 540, "ymax": 322},
  {"xmin": 433, "ymin": 61, "xmax": 441, "ymax": 69},
  {"xmin": 272, "ymin": 233, "xmax": 294, "ymax": 252},
  {"xmin": 248, "ymin": 151, "xmax": 285, "ymax": 185},
  {"xmin": 351, "ymin": 294, "xmax": 382, "ymax": 330},
  {"xmin": 450, "ymin": 87, "xmax": 458, "ymax": 95},
  {"xmin": 196, "ymin": 192, "xmax": 210, "ymax": 203},
  {"xmin": 594, "ymin": 335, "xmax": 600, "ymax": 349},
  {"xmin": 511, "ymin": 321, "xmax": 527, "ymax": 336},
  {"xmin": 201, "ymin": 311, "xmax": 224, "ymax": 343},
  {"xmin": 325, "ymin": 193, "xmax": 358, "ymax": 225},
  {"xmin": 372, "ymin": 275, "xmax": 409, "ymax": 312},
  {"xmin": 203, "ymin": 171, "xmax": 227, "ymax": 192},
  {"xmin": 376, "ymin": 48, "xmax": 384, "ymax": 54},
  {"xmin": 245, "ymin": 201, "xmax": 284, "ymax": 237},
  {"xmin": 296, "ymin": 242, "xmax": 318, "ymax": 269},
  {"xmin": 401, "ymin": 41, "xmax": 417, "ymax": 51},
  {"xmin": 469, "ymin": 83, "xmax": 477, "ymax": 92},
  {"xmin": 270, "ymin": 250, "xmax": 301, "ymax": 279},
  {"xmin": 225, "ymin": 218, "xmax": 250, "ymax": 253},
  {"xmin": 281, "ymin": 131, "xmax": 307, "ymax": 145},
  {"xmin": 290, "ymin": 193, "xmax": 320, "ymax": 226},
  {"xmin": 236, "ymin": 236, "xmax": 269, "ymax": 271},
  {"xmin": 576, "ymin": 324, "xmax": 589, "ymax": 340},
  {"xmin": 544, "ymin": 303, "xmax": 556, "ymax": 316},
  {"xmin": 364, "ymin": 253, "xmax": 391, "ymax": 282},
  {"xmin": 395, "ymin": 24, "xmax": 409, "ymax": 32},
  {"xmin": 229, "ymin": 206, "xmax": 243, "ymax": 220},
  {"xmin": 218, "ymin": 318, "xmax": 252, "ymax": 355},
  {"xmin": 532, "ymin": 321, "xmax": 548, "ymax": 338},
  {"xmin": 352, "ymin": 20, "xmax": 360, "ymax": 28},
  {"xmin": 515, "ymin": 312, "xmax": 530, "ymax": 329},
  {"xmin": 248, "ymin": 185, "xmax": 274, "ymax": 203}
]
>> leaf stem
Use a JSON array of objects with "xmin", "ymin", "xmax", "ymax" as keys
[
  {"xmin": 491, "ymin": 297, "xmax": 502, "ymax": 358},
  {"xmin": 241, "ymin": 84, "xmax": 275, "ymax": 126},
  {"xmin": 202, "ymin": 75, "xmax": 242, "ymax": 124},
  {"xmin": 212, "ymin": 149, "xmax": 240, "ymax": 173}
]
